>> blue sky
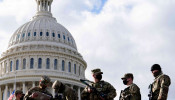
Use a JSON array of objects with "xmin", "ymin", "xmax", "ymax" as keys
[
  {"xmin": 91, "ymin": 0, "xmax": 107, "ymax": 13},
  {"xmin": 0, "ymin": 0, "xmax": 175, "ymax": 100}
]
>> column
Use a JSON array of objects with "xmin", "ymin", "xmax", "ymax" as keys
[
  {"xmin": 37, "ymin": 0, "xmax": 39, "ymax": 11},
  {"xmin": 4, "ymin": 85, "xmax": 8, "ymax": 100},
  {"xmin": 78, "ymin": 87, "xmax": 81, "ymax": 100},
  {"xmin": 52, "ymin": 89, "xmax": 55, "ymax": 97},
  {"xmin": 49, "ymin": 2, "xmax": 51, "ymax": 12},
  {"xmin": 71, "ymin": 85, "xmax": 73, "ymax": 89},
  {"xmin": 23, "ymin": 82, "xmax": 26, "ymax": 93},
  {"xmin": 58, "ymin": 58, "xmax": 62, "ymax": 71},
  {"xmin": 46, "ymin": 0, "xmax": 48, "ymax": 11},
  {"xmin": 26, "ymin": 56, "xmax": 29, "ymax": 70},
  {"xmin": 7, "ymin": 60, "xmax": 10, "ymax": 73},
  {"xmin": 19, "ymin": 57, "xmax": 22, "ymax": 70},
  {"xmin": 32, "ymin": 81, "xmax": 35, "ymax": 87},
  {"xmin": 65, "ymin": 59, "xmax": 68, "ymax": 72},
  {"xmin": 13, "ymin": 83, "xmax": 16, "ymax": 91},
  {"xmin": 0, "ymin": 86, "xmax": 2, "ymax": 100},
  {"xmin": 40, "ymin": 0, "xmax": 42, "ymax": 11}
]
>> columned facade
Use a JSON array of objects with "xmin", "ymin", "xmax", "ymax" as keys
[{"xmin": 0, "ymin": 0, "xmax": 87, "ymax": 100}]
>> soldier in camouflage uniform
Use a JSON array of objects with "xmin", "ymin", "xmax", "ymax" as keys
[
  {"xmin": 24, "ymin": 75, "xmax": 53, "ymax": 100},
  {"xmin": 120, "ymin": 73, "xmax": 141, "ymax": 100},
  {"xmin": 52, "ymin": 80, "xmax": 78, "ymax": 100},
  {"xmin": 149, "ymin": 64, "xmax": 171, "ymax": 100},
  {"xmin": 81, "ymin": 68, "xmax": 116, "ymax": 100}
]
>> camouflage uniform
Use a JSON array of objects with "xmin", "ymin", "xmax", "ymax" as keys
[
  {"xmin": 151, "ymin": 73, "xmax": 171, "ymax": 100},
  {"xmin": 24, "ymin": 75, "xmax": 53, "ymax": 100},
  {"xmin": 120, "ymin": 73, "xmax": 141, "ymax": 100},
  {"xmin": 120, "ymin": 83, "xmax": 141, "ymax": 100},
  {"xmin": 52, "ymin": 80, "xmax": 78, "ymax": 100},
  {"xmin": 81, "ymin": 68, "xmax": 116, "ymax": 100}
]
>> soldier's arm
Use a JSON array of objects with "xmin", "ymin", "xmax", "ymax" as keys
[
  {"xmin": 106, "ymin": 83, "xmax": 117, "ymax": 99},
  {"xmin": 24, "ymin": 89, "xmax": 34, "ymax": 100},
  {"xmin": 81, "ymin": 87, "xmax": 89, "ymax": 100},
  {"xmin": 158, "ymin": 75, "xmax": 171, "ymax": 100}
]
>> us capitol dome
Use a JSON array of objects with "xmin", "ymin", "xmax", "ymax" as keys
[{"xmin": 0, "ymin": 0, "xmax": 87, "ymax": 99}]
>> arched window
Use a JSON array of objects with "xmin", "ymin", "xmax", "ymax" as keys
[
  {"xmin": 68, "ymin": 37, "xmax": 70, "ymax": 41},
  {"xmin": 63, "ymin": 35, "xmax": 65, "ymax": 40},
  {"xmin": 16, "ymin": 60, "xmax": 19, "ymax": 70},
  {"xmin": 23, "ymin": 59, "xmax": 26, "ymax": 69},
  {"xmin": 40, "ymin": 32, "xmax": 43, "ymax": 36},
  {"xmin": 62, "ymin": 60, "xmax": 65, "ymax": 71},
  {"xmin": 28, "ymin": 32, "xmax": 30, "ymax": 36},
  {"xmin": 52, "ymin": 33, "xmax": 55, "ymax": 37},
  {"xmin": 74, "ymin": 64, "xmax": 76, "ymax": 74},
  {"xmin": 10, "ymin": 61, "xmax": 13, "ymax": 71},
  {"xmin": 34, "ymin": 32, "xmax": 37, "ymax": 36},
  {"xmin": 58, "ymin": 34, "xmax": 60, "ymax": 38},
  {"xmin": 54, "ymin": 59, "xmax": 57, "ymax": 70},
  {"xmin": 22, "ymin": 33, "xmax": 25, "ymax": 38},
  {"xmin": 30, "ymin": 58, "xmax": 34, "ymax": 69},
  {"xmin": 46, "ymin": 32, "xmax": 49, "ymax": 36},
  {"xmin": 68, "ymin": 62, "xmax": 71, "ymax": 72},
  {"xmin": 46, "ymin": 58, "xmax": 50, "ymax": 69},
  {"xmin": 38, "ymin": 58, "xmax": 42, "ymax": 69}
]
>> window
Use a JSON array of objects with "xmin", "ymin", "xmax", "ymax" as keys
[
  {"xmin": 17, "ymin": 34, "xmax": 20, "ymax": 39},
  {"xmin": 58, "ymin": 34, "xmax": 60, "ymax": 38},
  {"xmin": 68, "ymin": 37, "xmax": 70, "ymax": 41},
  {"xmin": 54, "ymin": 59, "xmax": 57, "ymax": 70},
  {"xmin": 16, "ymin": 60, "xmax": 19, "ymax": 70},
  {"xmin": 22, "ymin": 33, "xmax": 25, "ymax": 38},
  {"xmin": 40, "ymin": 32, "xmax": 43, "ymax": 36},
  {"xmin": 68, "ymin": 62, "xmax": 71, "ymax": 72},
  {"xmin": 23, "ymin": 59, "xmax": 26, "ymax": 69},
  {"xmin": 62, "ymin": 60, "xmax": 65, "ymax": 71},
  {"xmin": 74, "ymin": 64, "xmax": 76, "ymax": 74},
  {"xmin": 46, "ymin": 32, "xmax": 49, "ymax": 36},
  {"xmin": 34, "ymin": 32, "xmax": 37, "ymax": 36},
  {"xmin": 28, "ymin": 32, "xmax": 30, "ymax": 36},
  {"xmin": 63, "ymin": 35, "xmax": 65, "ymax": 40},
  {"xmin": 52, "ymin": 33, "xmax": 55, "ymax": 37},
  {"xmin": 10, "ymin": 61, "xmax": 13, "ymax": 71},
  {"xmin": 38, "ymin": 58, "xmax": 42, "ymax": 69},
  {"xmin": 30, "ymin": 58, "xmax": 34, "ymax": 69},
  {"xmin": 46, "ymin": 58, "xmax": 50, "ymax": 69}
]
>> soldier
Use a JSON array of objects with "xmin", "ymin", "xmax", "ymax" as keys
[
  {"xmin": 149, "ymin": 64, "xmax": 171, "ymax": 100},
  {"xmin": 81, "ymin": 68, "xmax": 116, "ymax": 100},
  {"xmin": 120, "ymin": 73, "xmax": 141, "ymax": 100},
  {"xmin": 52, "ymin": 80, "xmax": 78, "ymax": 100},
  {"xmin": 24, "ymin": 75, "xmax": 53, "ymax": 100},
  {"xmin": 15, "ymin": 90, "xmax": 24, "ymax": 100}
]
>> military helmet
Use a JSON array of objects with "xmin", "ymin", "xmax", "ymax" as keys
[
  {"xmin": 15, "ymin": 90, "xmax": 23, "ymax": 96},
  {"xmin": 52, "ymin": 80, "xmax": 63, "ymax": 89},
  {"xmin": 40, "ymin": 75, "xmax": 51, "ymax": 85},
  {"xmin": 91, "ymin": 68, "xmax": 103, "ymax": 75},
  {"xmin": 151, "ymin": 64, "xmax": 161, "ymax": 71},
  {"xmin": 121, "ymin": 73, "xmax": 134, "ymax": 80}
]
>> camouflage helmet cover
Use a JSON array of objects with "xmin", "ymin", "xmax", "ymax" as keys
[
  {"xmin": 40, "ymin": 75, "xmax": 51, "ymax": 85},
  {"xmin": 15, "ymin": 90, "xmax": 23, "ymax": 96},
  {"xmin": 121, "ymin": 73, "xmax": 134, "ymax": 80},
  {"xmin": 91, "ymin": 68, "xmax": 103, "ymax": 75}
]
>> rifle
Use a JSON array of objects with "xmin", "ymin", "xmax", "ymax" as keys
[
  {"xmin": 119, "ymin": 90, "xmax": 123, "ymax": 100},
  {"xmin": 148, "ymin": 84, "xmax": 153, "ymax": 100},
  {"xmin": 80, "ymin": 79, "xmax": 107, "ymax": 99}
]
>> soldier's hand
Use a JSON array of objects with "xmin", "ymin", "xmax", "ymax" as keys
[
  {"xmin": 87, "ymin": 88, "xmax": 93, "ymax": 93},
  {"xmin": 32, "ymin": 92, "xmax": 38, "ymax": 98}
]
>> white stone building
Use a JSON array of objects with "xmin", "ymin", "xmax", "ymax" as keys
[{"xmin": 0, "ymin": 0, "xmax": 87, "ymax": 99}]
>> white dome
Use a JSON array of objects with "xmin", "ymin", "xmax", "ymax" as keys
[{"xmin": 8, "ymin": 11, "xmax": 77, "ymax": 51}]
